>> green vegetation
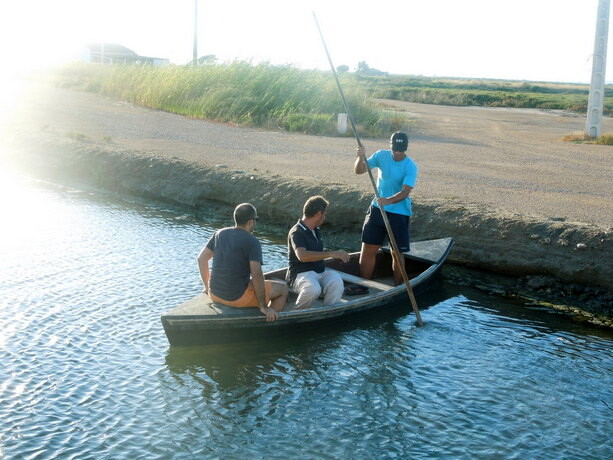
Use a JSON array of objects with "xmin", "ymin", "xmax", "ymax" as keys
[
  {"xmin": 595, "ymin": 133, "xmax": 613, "ymax": 145},
  {"xmin": 52, "ymin": 63, "xmax": 613, "ymax": 137},
  {"xmin": 53, "ymin": 62, "xmax": 410, "ymax": 137},
  {"xmin": 355, "ymin": 74, "xmax": 613, "ymax": 115},
  {"xmin": 561, "ymin": 131, "xmax": 613, "ymax": 145}
]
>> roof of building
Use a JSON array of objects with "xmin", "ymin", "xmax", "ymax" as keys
[{"xmin": 85, "ymin": 43, "xmax": 138, "ymax": 57}]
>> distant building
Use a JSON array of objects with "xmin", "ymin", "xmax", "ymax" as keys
[{"xmin": 82, "ymin": 43, "xmax": 169, "ymax": 67}]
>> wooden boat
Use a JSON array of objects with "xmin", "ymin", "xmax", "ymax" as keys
[{"xmin": 162, "ymin": 237, "xmax": 454, "ymax": 346}]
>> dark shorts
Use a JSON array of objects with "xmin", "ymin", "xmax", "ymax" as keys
[{"xmin": 361, "ymin": 205, "xmax": 411, "ymax": 251}]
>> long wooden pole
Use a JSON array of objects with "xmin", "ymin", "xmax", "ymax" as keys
[{"xmin": 313, "ymin": 13, "xmax": 423, "ymax": 326}]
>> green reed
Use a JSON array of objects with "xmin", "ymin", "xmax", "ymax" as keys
[{"xmin": 54, "ymin": 62, "xmax": 407, "ymax": 137}]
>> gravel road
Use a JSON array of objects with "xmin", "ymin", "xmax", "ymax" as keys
[{"xmin": 4, "ymin": 81, "xmax": 611, "ymax": 228}]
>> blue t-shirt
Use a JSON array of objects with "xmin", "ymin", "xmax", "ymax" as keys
[
  {"xmin": 367, "ymin": 149, "xmax": 418, "ymax": 216},
  {"xmin": 205, "ymin": 227, "xmax": 263, "ymax": 301}
]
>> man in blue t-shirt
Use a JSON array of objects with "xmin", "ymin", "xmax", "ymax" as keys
[
  {"xmin": 354, "ymin": 132, "xmax": 418, "ymax": 285},
  {"xmin": 197, "ymin": 203, "xmax": 288, "ymax": 321}
]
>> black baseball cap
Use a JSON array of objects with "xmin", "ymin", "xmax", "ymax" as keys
[{"xmin": 390, "ymin": 132, "xmax": 409, "ymax": 152}]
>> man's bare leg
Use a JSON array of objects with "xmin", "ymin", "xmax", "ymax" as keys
[
  {"xmin": 391, "ymin": 251, "xmax": 404, "ymax": 285},
  {"xmin": 269, "ymin": 280, "xmax": 289, "ymax": 311},
  {"xmin": 359, "ymin": 243, "xmax": 381, "ymax": 279}
]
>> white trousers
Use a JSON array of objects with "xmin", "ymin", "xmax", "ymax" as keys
[{"xmin": 293, "ymin": 269, "xmax": 344, "ymax": 309}]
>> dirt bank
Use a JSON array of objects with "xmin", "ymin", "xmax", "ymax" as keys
[{"xmin": 1, "ymin": 80, "xmax": 611, "ymax": 324}]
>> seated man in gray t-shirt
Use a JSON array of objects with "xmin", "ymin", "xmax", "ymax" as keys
[{"xmin": 198, "ymin": 203, "xmax": 288, "ymax": 321}]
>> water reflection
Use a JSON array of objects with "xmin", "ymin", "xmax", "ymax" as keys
[
  {"xmin": 163, "ymin": 284, "xmax": 453, "ymax": 387},
  {"xmin": 161, "ymin": 287, "xmax": 612, "ymax": 458}
]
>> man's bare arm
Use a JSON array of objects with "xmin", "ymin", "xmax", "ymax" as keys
[
  {"xmin": 354, "ymin": 146, "xmax": 367, "ymax": 175},
  {"xmin": 294, "ymin": 247, "xmax": 349, "ymax": 263},
  {"xmin": 197, "ymin": 247, "xmax": 214, "ymax": 293},
  {"xmin": 250, "ymin": 261, "xmax": 277, "ymax": 321},
  {"xmin": 376, "ymin": 184, "xmax": 413, "ymax": 207}
]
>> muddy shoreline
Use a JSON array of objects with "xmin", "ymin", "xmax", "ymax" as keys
[{"xmin": 1, "ymin": 82, "xmax": 611, "ymax": 326}]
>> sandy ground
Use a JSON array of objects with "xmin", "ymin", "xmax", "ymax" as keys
[{"xmin": 1, "ymin": 79, "xmax": 611, "ymax": 322}]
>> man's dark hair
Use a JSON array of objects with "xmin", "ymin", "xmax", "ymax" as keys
[
  {"xmin": 303, "ymin": 195, "xmax": 329, "ymax": 218},
  {"xmin": 234, "ymin": 203, "xmax": 258, "ymax": 226}
]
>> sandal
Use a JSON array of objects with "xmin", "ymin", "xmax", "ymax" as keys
[{"xmin": 344, "ymin": 284, "xmax": 369, "ymax": 296}]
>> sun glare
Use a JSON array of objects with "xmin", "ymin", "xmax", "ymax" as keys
[
  {"xmin": 0, "ymin": 173, "xmax": 33, "ymax": 230},
  {"xmin": 0, "ymin": 74, "xmax": 26, "ymax": 122},
  {"xmin": 0, "ymin": 173, "xmax": 56, "ymax": 250}
]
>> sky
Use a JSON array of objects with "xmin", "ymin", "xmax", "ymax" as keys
[{"xmin": 0, "ymin": 0, "xmax": 611, "ymax": 84}]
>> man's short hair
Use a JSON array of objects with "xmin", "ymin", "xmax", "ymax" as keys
[
  {"xmin": 234, "ymin": 203, "xmax": 258, "ymax": 226},
  {"xmin": 303, "ymin": 195, "xmax": 329, "ymax": 218}
]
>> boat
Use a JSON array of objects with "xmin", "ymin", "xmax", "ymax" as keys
[{"xmin": 161, "ymin": 237, "xmax": 454, "ymax": 346}]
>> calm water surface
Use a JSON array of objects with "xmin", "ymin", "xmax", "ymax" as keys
[{"xmin": 0, "ymin": 174, "xmax": 611, "ymax": 459}]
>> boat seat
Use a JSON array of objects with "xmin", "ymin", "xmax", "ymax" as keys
[
  {"xmin": 269, "ymin": 277, "xmax": 286, "ymax": 283},
  {"xmin": 326, "ymin": 269, "xmax": 393, "ymax": 292}
]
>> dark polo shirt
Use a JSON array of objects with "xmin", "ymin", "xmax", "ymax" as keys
[{"xmin": 287, "ymin": 220, "xmax": 324, "ymax": 285}]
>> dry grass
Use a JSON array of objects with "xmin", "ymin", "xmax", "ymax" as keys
[
  {"xmin": 562, "ymin": 131, "xmax": 613, "ymax": 145},
  {"xmin": 562, "ymin": 131, "xmax": 595, "ymax": 143}
]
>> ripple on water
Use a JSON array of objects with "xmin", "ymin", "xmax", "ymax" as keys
[{"xmin": 0, "ymin": 176, "xmax": 612, "ymax": 459}]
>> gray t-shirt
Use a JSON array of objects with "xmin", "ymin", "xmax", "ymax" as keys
[{"xmin": 205, "ymin": 227, "xmax": 263, "ymax": 301}]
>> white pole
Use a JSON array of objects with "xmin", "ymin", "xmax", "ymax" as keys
[
  {"xmin": 193, "ymin": 0, "xmax": 198, "ymax": 66},
  {"xmin": 337, "ymin": 113, "xmax": 348, "ymax": 135},
  {"xmin": 585, "ymin": 0, "xmax": 610, "ymax": 138}
]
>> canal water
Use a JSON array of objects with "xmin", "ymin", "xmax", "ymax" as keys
[{"xmin": 0, "ymin": 173, "xmax": 611, "ymax": 459}]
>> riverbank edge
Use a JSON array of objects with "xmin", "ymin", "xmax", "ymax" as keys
[{"xmin": 5, "ymin": 136, "xmax": 612, "ymax": 326}]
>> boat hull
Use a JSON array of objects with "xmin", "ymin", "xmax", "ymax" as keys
[{"xmin": 162, "ymin": 237, "xmax": 454, "ymax": 346}]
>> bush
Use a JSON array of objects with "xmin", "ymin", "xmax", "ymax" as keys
[
  {"xmin": 282, "ymin": 113, "xmax": 334, "ymax": 134},
  {"xmin": 595, "ymin": 134, "xmax": 613, "ymax": 145}
]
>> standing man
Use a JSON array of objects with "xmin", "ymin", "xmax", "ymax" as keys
[
  {"xmin": 354, "ymin": 132, "xmax": 418, "ymax": 285},
  {"xmin": 198, "ymin": 203, "xmax": 288, "ymax": 322},
  {"xmin": 287, "ymin": 196, "xmax": 349, "ymax": 309}
]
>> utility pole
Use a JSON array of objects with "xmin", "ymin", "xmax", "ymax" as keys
[
  {"xmin": 585, "ymin": 0, "xmax": 610, "ymax": 138},
  {"xmin": 192, "ymin": 0, "xmax": 198, "ymax": 66}
]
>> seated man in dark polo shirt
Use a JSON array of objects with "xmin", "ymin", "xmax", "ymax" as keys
[
  {"xmin": 198, "ymin": 203, "xmax": 288, "ymax": 322},
  {"xmin": 286, "ymin": 196, "xmax": 349, "ymax": 309}
]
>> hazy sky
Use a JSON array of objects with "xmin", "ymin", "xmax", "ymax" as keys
[{"xmin": 1, "ymin": 0, "xmax": 610, "ymax": 83}]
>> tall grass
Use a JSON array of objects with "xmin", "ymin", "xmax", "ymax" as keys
[
  {"xmin": 54, "ymin": 62, "xmax": 408, "ymax": 137},
  {"xmin": 53, "ymin": 63, "xmax": 602, "ymax": 135}
]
